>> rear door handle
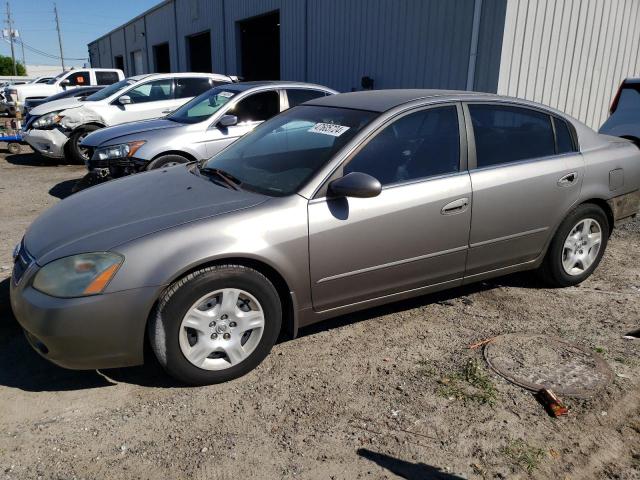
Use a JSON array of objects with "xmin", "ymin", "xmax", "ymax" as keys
[
  {"xmin": 558, "ymin": 172, "xmax": 578, "ymax": 186},
  {"xmin": 441, "ymin": 197, "xmax": 469, "ymax": 215}
]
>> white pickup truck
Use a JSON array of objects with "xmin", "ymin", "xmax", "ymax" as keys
[{"xmin": 3, "ymin": 68, "xmax": 124, "ymax": 116}]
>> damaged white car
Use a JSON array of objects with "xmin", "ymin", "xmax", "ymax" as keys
[{"xmin": 22, "ymin": 72, "xmax": 235, "ymax": 164}]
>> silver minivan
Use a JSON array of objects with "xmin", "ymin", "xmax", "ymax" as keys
[{"xmin": 82, "ymin": 81, "xmax": 337, "ymax": 175}]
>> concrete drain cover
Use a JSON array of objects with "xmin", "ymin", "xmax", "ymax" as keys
[{"xmin": 484, "ymin": 334, "xmax": 613, "ymax": 397}]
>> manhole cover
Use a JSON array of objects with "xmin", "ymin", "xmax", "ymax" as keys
[{"xmin": 484, "ymin": 334, "xmax": 613, "ymax": 397}]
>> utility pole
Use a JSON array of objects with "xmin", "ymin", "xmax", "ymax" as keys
[
  {"xmin": 6, "ymin": 1, "xmax": 16, "ymax": 75},
  {"xmin": 53, "ymin": 3, "xmax": 65, "ymax": 70}
]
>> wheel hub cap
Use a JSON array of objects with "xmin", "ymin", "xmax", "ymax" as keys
[{"xmin": 178, "ymin": 288, "xmax": 265, "ymax": 371}]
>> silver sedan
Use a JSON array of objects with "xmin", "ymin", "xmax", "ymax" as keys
[
  {"xmin": 11, "ymin": 90, "xmax": 640, "ymax": 385},
  {"xmin": 81, "ymin": 81, "xmax": 337, "ymax": 175}
]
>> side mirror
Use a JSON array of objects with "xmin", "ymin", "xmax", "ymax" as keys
[
  {"xmin": 60, "ymin": 79, "xmax": 71, "ymax": 88},
  {"xmin": 118, "ymin": 95, "xmax": 131, "ymax": 105},
  {"xmin": 328, "ymin": 172, "xmax": 382, "ymax": 198},
  {"xmin": 218, "ymin": 114, "xmax": 238, "ymax": 128}
]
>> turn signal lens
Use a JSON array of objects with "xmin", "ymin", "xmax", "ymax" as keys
[{"xmin": 83, "ymin": 263, "xmax": 121, "ymax": 295}]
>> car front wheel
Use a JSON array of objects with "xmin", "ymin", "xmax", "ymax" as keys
[
  {"xmin": 67, "ymin": 125, "xmax": 100, "ymax": 164},
  {"xmin": 146, "ymin": 154, "xmax": 189, "ymax": 170},
  {"xmin": 538, "ymin": 204, "xmax": 609, "ymax": 287},
  {"xmin": 149, "ymin": 265, "xmax": 282, "ymax": 385}
]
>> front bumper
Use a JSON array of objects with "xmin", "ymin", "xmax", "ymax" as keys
[
  {"xmin": 10, "ymin": 262, "xmax": 160, "ymax": 370},
  {"xmin": 22, "ymin": 128, "xmax": 69, "ymax": 158},
  {"xmin": 87, "ymin": 155, "xmax": 147, "ymax": 171}
]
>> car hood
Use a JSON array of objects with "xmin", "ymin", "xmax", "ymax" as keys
[
  {"xmin": 29, "ymin": 97, "xmax": 84, "ymax": 116},
  {"xmin": 82, "ymin": 118, "xmax": 184, "ymax": 147},
  {"xmin": 25, "ymin": 165, "xmax": 268, "ymax": 265}
]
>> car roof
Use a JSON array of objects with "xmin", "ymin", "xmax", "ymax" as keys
[
  {"xmin": 306, "ymin": 89, "xmax": 500, "ymax": 112},
  {"xmin": 221, "ymin": 81, "xmax": 335, "ymax": 92},
  {"xmin": 623, "ymin": 78, "xmax": 640, "ymax": 84}
]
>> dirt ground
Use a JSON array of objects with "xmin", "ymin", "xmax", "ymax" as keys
[{"xmin": 0, "ymin": 146, "xmax": 639, "ymax": 480}]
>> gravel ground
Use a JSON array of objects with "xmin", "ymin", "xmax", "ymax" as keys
[{"xmin": 1, "ymin": 147, "xmax": 639, "ymax": 480}]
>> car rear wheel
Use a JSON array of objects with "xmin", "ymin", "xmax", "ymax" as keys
[
  {"xmin": 149, "ymin": 265, "xmax": 282, "ymax": 385},
  {"xmin": 67, "ymin": 125, "xmax": 100, "ymax": 164},
  {"xmin": 146, "ymin": 154, "xmax": 189, "ymax": 170},
  {"xmin": 538, "ymin": 204, "xmax": 609, "ymax": 287}
]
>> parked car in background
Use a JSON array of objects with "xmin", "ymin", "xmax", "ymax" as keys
[
  {"xmin": 22, "ymin": 72, "xmax": 235, "ymax": 163},
  {"xmin": 23, "ymin": 86, "xmax": 103, "ymax": 116},
  {"xmin": 599, "ymin": 78, "xmax": 640, "ymax": 146},
  {"xmin": 82, "ymin": 81, "xmax": 336, "ymax": 176},
  {"xmin": 2, "ymin": 68, "xmax": 123, "ymax": 116},
  {"xmin": 10, "ymin": 90, "xmax": 640, "ymax": 385}
]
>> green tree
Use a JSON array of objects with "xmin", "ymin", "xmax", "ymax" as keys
[{"xmin": 0, "ymin": 55, "xmax": 26, "ymax": 76}]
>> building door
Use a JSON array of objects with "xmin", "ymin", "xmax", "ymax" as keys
[
  {"xmin": 187, "ymin": 31, "xmax": 212, "ymax": 72},
  {"xmin": 153, "ymin": 43, "xmax": 171, "ymax": 73},
  {"xmin": 130, "ymin": 50, "xmax": 144, "ymax": 75},
  {"xmin": 114, "ymin": 55, "xmax": 125, "ymax": 72},
  {"xmin": 238, "ymin": 11, "xmax": 280, "ymax": 80}
]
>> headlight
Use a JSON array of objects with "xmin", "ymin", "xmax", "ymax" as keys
[
  {"xmin": 32, "ymin": 252, "xmax": 123, "ymax": 298},
  {"xmin": 31, "ymin": 111, "xmax": 64, "ymax": 129},
  {"xmin": 6, "ymin": 89, "xmax": 17, "ymax": 96},
  {"xmin": 93, "ymin": 141, "xmax": 146, "ymax": 161}
]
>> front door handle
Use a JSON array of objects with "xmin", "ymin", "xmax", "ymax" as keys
[
  {"xmin": 441, "ymin": 197, "xmax": 469, "ymax": 215},
  {"xmin": 558, "ymin": 172, "xmax": 578, "ymax": 187}
]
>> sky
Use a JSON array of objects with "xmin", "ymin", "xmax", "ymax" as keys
[{"xmin": 0, "ymin": 0, "xmax": 159, "ymax": 68}]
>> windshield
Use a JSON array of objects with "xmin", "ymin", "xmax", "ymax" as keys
[
  {"xmin": 168, "ymin": 87, "xmax": 238, "ymax": 124},
  {"xmin": 85, "ymin": 79, "xmax": 137, "ymax": 102},
  {"xmin": 46, "ymin": 71, "xmax": 67, "ymax": 85},
  {"xmin": 201, "ymin": 105, "xmax": 376, "ymax": 196}
]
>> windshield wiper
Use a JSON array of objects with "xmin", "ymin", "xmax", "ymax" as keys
[{"xmin": 198, "ymin": 166, "xmax": 242, "ymax": 191}]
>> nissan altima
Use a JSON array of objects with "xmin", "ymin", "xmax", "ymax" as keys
[{"xmin": 10, "ymin": 90, "xmax": 640, "ymax": 385}]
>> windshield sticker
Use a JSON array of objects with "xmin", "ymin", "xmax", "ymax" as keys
[
  {"xmin": 217, "ymin": 91, "xmax": 234, "ymax": 98},
  {"xmin": 308, "ymin": 123, "xmax": 350, "ymax": 137}
]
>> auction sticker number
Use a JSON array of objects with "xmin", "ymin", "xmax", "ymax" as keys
[{"xmin": 308, "ymin": 123, "xmax": 350, "ymax": 137}]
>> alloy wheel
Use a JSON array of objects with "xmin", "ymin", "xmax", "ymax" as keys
[{"xmin": 561, "ymin": 218, "xmax": 602, "ymax": 276}]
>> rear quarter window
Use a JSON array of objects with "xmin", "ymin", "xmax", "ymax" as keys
[{"xmin": 553, "ymin": 117, "xmax": 578, "ymax": 154}]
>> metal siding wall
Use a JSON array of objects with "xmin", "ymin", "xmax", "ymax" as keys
[
  {"xmin": 145, "ymin": 2, "xmax": 178, "ymax": 72},
  {"xmin": 125, "ymin": 18, "xmax": 148, "ymax": 74},
  {"xmin": 110, "ymin": 29, "xmax": 127, "ymax": 72},
  {"xmin": 473, "ymin": 0, "xmax": 508, "ymax": 92},
  {"xmin": 174, "ymin": 0, "xmax": 224, "ymax": 71},
  {"xmin": 498, "ymin": 0, "xmax": 640, "ymax": 129},
  {"xmin": 306, "ymin": 0, "xmax": 476, "ymax": 93}
]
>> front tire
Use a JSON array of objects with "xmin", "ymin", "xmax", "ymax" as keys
[
  {"xmin": 67, "ymin": 125, "xmax": 100, "ymax": 164},
  {"xmin": 149, "ymin": 265, "xmax": 282, "ymax": 385},
  {"xmin": 146, "ymin": 154, "xmax": 189, "ymax": 170},
  {"xmin": 538, "ymin": 204, "xmax": 609, "ymax": 287}
]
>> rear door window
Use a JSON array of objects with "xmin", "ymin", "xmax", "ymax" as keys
[
  {"xmin": 96, "ymin": 71, "xmax": 120, "ymax": 85},
  {"xmin": 175, "ymin": 77, "xmax": 212, "ymax": 99},
  {"xmin": 230, "ymin": 91, "xmax": 280, "ymax": 123},
  {"xmin": 469, "ymin": 104, "xmax": 555, "ymax": 168},
  {"xmin": 286, "ymin": 89, "xmax": 327, "ymax": 108}
]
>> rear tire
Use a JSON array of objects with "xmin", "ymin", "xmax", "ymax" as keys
[
  {"xmin": 146, "ymin": 154, "xmax": 189, "ymax": 170},
  {"xmin": 67, "ymin": 125, "xmax": 100, "ymax": 165},
  {"xmin": 149, "ymin": 265, "xmax": 282, "ymax": 385},
  {"xmin": 538, "ymin": 204, "xmax": 609, "ymax": 287}
]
